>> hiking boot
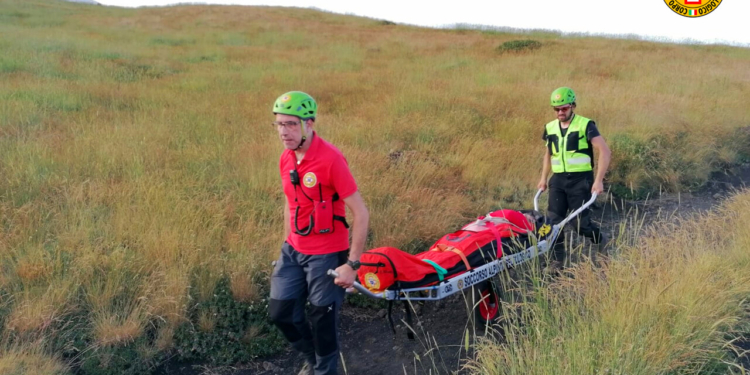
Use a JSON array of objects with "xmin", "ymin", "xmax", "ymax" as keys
[
  {"xmin": 543, "ymin": 260, "xmax": 564, "ymax": 277},
  {"xmin": 597, "ymin": 233, "xmax": 611, "ymax": 255},
  {"xmin": 297, "ymin": 361, "xmax": 314, "ymax": 375}
]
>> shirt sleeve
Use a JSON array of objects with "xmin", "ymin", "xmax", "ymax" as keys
[
  {"xmin": 330, "ymin": 155, "xmax": 358, "ymax": 200},
  {"xmin": 586, "ymin": 121, "xmax": 601, "ymax": 139},
  {"xmin": 542, "ymin": 128, "xmax": 548, "ymax": 142}
]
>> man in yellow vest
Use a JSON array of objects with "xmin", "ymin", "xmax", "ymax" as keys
[{"xmin": 537, "ymin": 87, "xmax": 611, "ymax": 271}]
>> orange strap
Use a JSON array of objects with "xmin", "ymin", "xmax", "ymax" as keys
[
  {"xmin": 431, "ymin": 244, "xmax": 472, "ymax": 271},
  {"xmin": 449, "ymin": 247, "xmax": 472, "ymax": 271}
]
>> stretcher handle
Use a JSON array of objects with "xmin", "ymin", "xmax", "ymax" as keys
[
  {"xmin": 326, "ymin": 270, "xmax": 383, "ymax": 299},
  {"xmin": 556, "ymin": 192, "xmax": 598, "ymax": 229},
  {"xmin": 533, "ymin": 189, "xmax": 543, "ymax": 212},
  {"xmin": 534, "ymin": 189, "xmax": 597, "ymax": 223}
]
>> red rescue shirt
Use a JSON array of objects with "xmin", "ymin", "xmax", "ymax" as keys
[{"xmin": 280, "ymin": 132, "xmax": 358, "ymax": 255}]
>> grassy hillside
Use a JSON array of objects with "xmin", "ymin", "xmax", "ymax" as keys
[{"xmin": 0, "ymin": 0, "xmax": 749, "ymax": 373}]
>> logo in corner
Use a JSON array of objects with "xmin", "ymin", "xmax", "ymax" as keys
[
  {"xmin": 302, "ymin": 172, "xmax": 317, "ymax": 188},
  {"xmin": 664, "ymin": 0, "xmax": 722, "ymax": 17},
  {"xmin": 364, "ymin": 273, "xmax": 381, "ymax": 291}
]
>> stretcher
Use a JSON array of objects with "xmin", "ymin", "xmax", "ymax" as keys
[{"xmin": 328, "ymin": 190, "xmax": 597, "ymax": 325}]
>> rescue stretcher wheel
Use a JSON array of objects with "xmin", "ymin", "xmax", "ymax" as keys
[{"xmin": 475, "ymin": 281, "xmax": 499, "ymax": 324}]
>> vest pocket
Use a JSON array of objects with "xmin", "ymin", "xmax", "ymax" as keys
[
  {"xmin": 566, "ymin": 131, "xmax": 581, "ymax": 152},
  {"xmin": 546, "ymin": 134, "xmax": 559, "ymax": 155}
]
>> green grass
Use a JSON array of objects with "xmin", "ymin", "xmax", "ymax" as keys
[
  {"xmin": 468, "ymin": 192, "xmax": 750, "ymax": 374},
  {"xmin": 497, "ymin": 39, "xmax": 542, "ymax": 53},
  {"xmin": 0, "ymin": 0, "xmax": 748, "ymax": 373}
]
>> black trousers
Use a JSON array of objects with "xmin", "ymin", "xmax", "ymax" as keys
[
  {"xmin": 547, "ymin": 171, "xmax": 602, "ymax": 261},
  {"xmin": 269, "ymin": 242, "xmax": 348, "ymax": 375}
]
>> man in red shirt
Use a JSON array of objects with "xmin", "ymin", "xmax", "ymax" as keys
[{"xmin": 268, "ymin": 91, "xmax": 369, "ymax": 375}]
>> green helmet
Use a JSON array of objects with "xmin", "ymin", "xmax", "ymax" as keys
[
  {"xmin": 550, "ymin": 87, "xmax": 576, "ymax": 107},
  {"xmin": 272, "ymin": 91, "xmax": 317, "ymax": 120}
]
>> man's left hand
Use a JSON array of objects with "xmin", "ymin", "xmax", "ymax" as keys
[
  {"xmin": 591, "ymin": 180, "xmax": 604, "ymax": 195},
  {"xmin": 333, "ymin": 264, "xmax": 356, "ymax": 288}
]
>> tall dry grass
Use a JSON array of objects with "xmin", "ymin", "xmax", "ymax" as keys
[
  {"xmin": 0, "ymin": 0, "xmax": 749, "ymax": 370},
  {"xmin": 468, "ymin": 191, "xmax": 750, "ymax": 374},
  {"xmin": 0, "ymin": 345, "xmax": 71, "ymax": 375}
]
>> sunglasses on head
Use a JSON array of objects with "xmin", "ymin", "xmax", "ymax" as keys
[{"xmin": 553, "ymin": 105, "xmax": 572, "ymax": 112}]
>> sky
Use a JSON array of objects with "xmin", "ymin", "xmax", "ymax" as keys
[{"xmin": 93, "ymin": 0, "xmax": 750, "ymax": 46}]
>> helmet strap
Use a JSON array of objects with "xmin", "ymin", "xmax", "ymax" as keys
[
  {"xmin": 294, "ymin": 119, "xmax": 310, "ymax": 151},
  {"xmin": 563, "ymin": 112, "xmax": 575, "ymax": 123},
  {"xmin": 294, "ymin": 136, "xmax": 306, "ymax": 151}
]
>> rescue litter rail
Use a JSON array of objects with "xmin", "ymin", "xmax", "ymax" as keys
[
  {"xmin": 534, "ymin": 188, "xmax": 543, "ymax": 212},
  {"xmin": 327, "ymin": 191, "xmax": 597, "ymax": 301}
]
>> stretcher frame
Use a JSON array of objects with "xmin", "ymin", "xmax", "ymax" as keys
[{"xmin": 328, "ymin": 190, "xmax": 597, "ymax": 301}]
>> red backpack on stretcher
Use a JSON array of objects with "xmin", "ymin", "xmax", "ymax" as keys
[{"xmin": 357, "ymin": 209, "xmax": 535, "ymax": 293}]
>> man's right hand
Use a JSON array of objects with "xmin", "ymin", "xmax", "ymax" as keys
[{"xmin": 537, "ymin": 179, "xmax": 547, "ymax": 192}]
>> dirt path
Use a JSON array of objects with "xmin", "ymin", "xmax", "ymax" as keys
[{"xmin": 157, "ymin": 165, "xmax": 750, "ymax": 375}]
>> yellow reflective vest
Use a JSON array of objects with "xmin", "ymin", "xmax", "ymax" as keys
[{"xmin": 545, "ymin": 114, "xmax": 594, "ymax": 173}]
